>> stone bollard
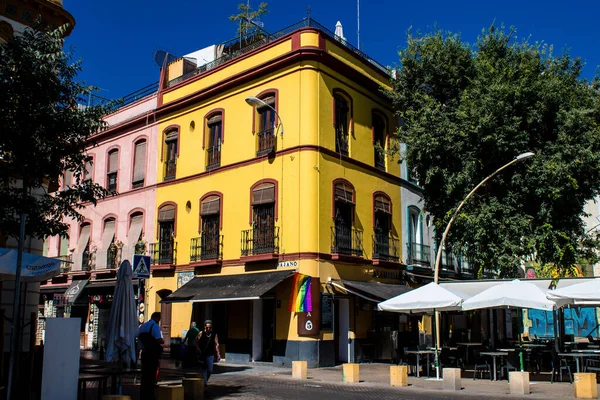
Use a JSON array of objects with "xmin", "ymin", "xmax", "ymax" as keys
[
  {"xmin": 183, "ymin": 378, "xmax": 204, "ymax": 400},
  {"xmin": 390, "ymin": 365, "xmax": 408, "ymax": 387},
  {"xmin": 184, "ymin": 372, "xmax": 203, "ymax": 379},
  {"xmin": 342, "ymin": 363, "xmax": 360, "ymax": 383},
  {"xmin": 443, "ymin": 368, "xmax": 461, "ymax": 391},
  {"xmin": 156, "ymin": 385, "xmax": 185, "ymax": 400},
  {"xmin": 292, "ymin": 361, "xmax": 308, "ymax": 379},
  {"xmin": 509, "ymin": 371, "xmax": 530, "ymax": 395},
  {"xmin": 103, "ymin": 396, "xmax": 131, "ymax": 400},
  {"xmin": 574, "ymin": 373, "xmax": 598, "ymax": 399}
]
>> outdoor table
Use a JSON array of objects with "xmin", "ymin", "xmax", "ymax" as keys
[
  {"xmin": 558, "ymin": 352, "xmax": 600, "ymax": 373},
  {"xmin": 78, "ymin": 373, "xmax": 109, "ymax": 400},
  {"xmin": 80, "ymin": 367, "xmax": 141, "ymax": 394},
  {"xmin": 480, "ymin": 351, "xmax": 508, "ymax": 381},
  {"xmin": 457, "ymin": 342, "xmax": 482, "ymax": 365},
  {"xmin": 405, "ymin": 350, "xmax": 435, "ymax": 378}
]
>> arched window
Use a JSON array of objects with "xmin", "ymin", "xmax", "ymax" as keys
[
  {"xmin": 77, "ymin": 222, "xmax": 92, "ymax": 271},
  {"xmin": 204, "ymin": 110, "xmax": 224, "ymax": 170},
  {"xmin": 333, "ymin": 89, "xmax": 353, "ymax": 156},
  {"xmin": 195, "ymin": 193, "xmax": 223, "ymax": 261},
  {"xmin": 372, "ymin": 111, "xmax": 387, "ymax": 170},
  {"xmin": 252, "ymin": 90, "xmax": 278, "ymax": 156},
  {"xmin": 373, "ymin": 192, "xmax": 396, "ymax": 262},
  {"xmin": 84, "ymin": 155, "xmax": 94, "ymax": 182},
  {"xmin": 100, "ymin": 217, "xmax": 117, "ymax": 269},
  {"xmin": 243, "ymin": 180, "xmax": 278, "ymax": 256},
  {"xmin": 155, "ymin": 203, "xmax": 176, "ymax": 265},
  {"xmin": 132, "ymin": 139, "xmax": 147, "ymax": 188},
  {"xmin": 163, "ymin": 126, "xmax": 179, "ymax": 180},
  {"xmin": 107, "ymin": 148, "xmax": 119, "ymax": 192},
  {"xmin": 332, "ymin": 179, "xmax": 361, "ymax": 256},
  {"xmin": 407, "ymin": 206, "xmax": 428, "ymax": 266}
]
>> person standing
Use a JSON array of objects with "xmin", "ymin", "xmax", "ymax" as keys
[
  {"xmin": 138, "ymin": 312, "xmax": 164, "ymax": 400},
  {"xmin": 182, "ymin": 321, "xmax": 200, "ymax": 368},
  {"xmin": 196, "ymin": 320, "xmax": 220, "ymax": 386}
]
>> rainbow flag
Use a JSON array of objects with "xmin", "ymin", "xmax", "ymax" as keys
[{"xmin": 289, "ymin": 273, "xmax": 312, "ymax": 312}]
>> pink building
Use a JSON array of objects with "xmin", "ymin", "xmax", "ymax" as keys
[{"xmin": 41, "ymin": 89, "xmax": 159, "ymax": 349}]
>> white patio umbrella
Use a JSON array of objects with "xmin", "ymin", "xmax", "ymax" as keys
[
  {"xmin": 334, "ymin": 21, "xmax": 346, "ymax": 41},
  {"xmin": 105, "ymin": 260, "xmax": 138, "ymax": 365},
  {"xmin": 377, "ymin": 282, "xmax": 466, "ymax": 313},
  {"xmin": 547, "ymin": 278, "xmax": 600, "ymax": 304},
  {"xmin": 461, "ymin": 279, "xmax": 560, "ymax": 312},
  {"xmin": 0, "ymin": 248, "xmax": 61, "ymax": 282}
]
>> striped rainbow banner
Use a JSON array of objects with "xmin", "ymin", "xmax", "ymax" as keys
[{"xmin": 288, "ymin": 273, "xmax": 312, "ymax": 312}]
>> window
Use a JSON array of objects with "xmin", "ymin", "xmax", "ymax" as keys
[
  {"xmin": 332, "ymin": 180, "xmax": 361, "ymax": 256},
  {"xmin": 242, "ymin": 182, "xmax": 278, "ymax": 256},
  {"xmin": 153, "ymin": 204, "xmax": 176, "ymax": 265},
  {"xmin": 164, "ymin": 130, "xmax": 178, "ymax": 180},
  {"xmin": 372, "ymin": 112, "xmax": 386, "ymax": 170},
  {"xmin": 333, "ymin": 91, "xmax": 352, "ymax": 156},
  {"xmin": 128, "ymin": 211, "xmax": 145, "ymax": 259},
  {"xmin": 78, "ymin": 223, "xmax": 92, "ymax": 271},
  {"xmin": 373, "ymin": 194, "xmax": 396, "ymax": 260},
  {"xmin": 63, "ymin": 170, "xmax": 73, "ymax": 189},
  {"xmin": 84, "ymin": 158, "xmax": 93, "ymax": 182},
  {"xmin": 101, "ymin": 218, "xmax": 117, "ymax": 269},
  {"xmin": 205, "ymin": 112, "xmax": 223, "ymax": 171},
  {"xmin": 132, "ymin": 140, "xmax": 147, "ymax": 188},
  {"xmin": 196, "ymin": 194, "xmax": 222, "ymax": 260},
  {"xmin": 253, "ymin": 92, "xmax": 277, "ymax": 156},
  {"xmin": 22, "ymin": 9, "xmax": 33, "ymax": 23},
  {"xmin": 407, "ymin": 206, "xmax": 430, "ymax": 266},
  {"xmin": 107, "ymin": 149, "xmax": 119, "ymax": 192}
]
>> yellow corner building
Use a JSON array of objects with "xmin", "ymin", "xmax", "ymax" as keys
[{"xmin": 148, "ymin": 20, "xmax": 406, "ymax": 367}]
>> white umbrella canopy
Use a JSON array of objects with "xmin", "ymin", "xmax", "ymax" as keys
[
  {"xmin": 377, "ymin": 282, "xmax": 466, "ymax": 313},
  {"xmin": 462, "ymin": 279, "xmax": 560, "ymax": 311},
  {"xmin": 0, "ymin": 248, "xmax": 61, "ymax": 282},
  {"xmin": 105, "ymin": 260, "xmax": 138, "ymax": 364},
  {"xmin": 547, "ymin": 278, "xmax": 600, "ymax": 304},
  {"xmin": 334, "ymin": 21, "xmax": 345, "ymax": 40}
]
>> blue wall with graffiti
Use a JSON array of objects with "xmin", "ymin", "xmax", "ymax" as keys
[{"xmin": 525, "ymin": 308, "xmax": 600, "ymax": 338}]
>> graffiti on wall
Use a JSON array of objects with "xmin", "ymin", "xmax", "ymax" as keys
[{"xmin": 524, "ymin": 308, "xmax": 600, "ymax": 338}]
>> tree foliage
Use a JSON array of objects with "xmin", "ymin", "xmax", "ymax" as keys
[
  {"xmin": 0, "ymin": 25, "xmax": 113, "ymax": 241},
  {"xmin": 230, "ymin": 2, "xmax": 268, "ymax": 38},
  {"xmin": 390, "ymin": 25, "xmax": 600, "ymax": 277}
]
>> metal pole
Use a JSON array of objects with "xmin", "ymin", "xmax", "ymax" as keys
[
  {"xmin": 432, "ymin": 152, "xmax": 534, "ymax": 380},
  {"xmin": 357, "ymin": 0, "xmax": 360, "ymax": 50},
  {"xmin": 7, "ymin": 212, "xmax": 26, "ymax": 400}
]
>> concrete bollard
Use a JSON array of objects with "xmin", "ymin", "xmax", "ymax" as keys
[
  {"xmin": 574, "ymin": 373, "xmax": 598, "ymax": 399},
  {"xmin": 342, "ymin": 363, "xmax": 360, "ymax": 383},
  {"xmin": 103, "ymin": 396, "xmax": 131, "ymax": 400},
  {"xmin": 509, "ymin": 371, "xmax": 530, "ymax": 395},
  {"xmin": 390, "ymin": 365, "xmax": 408, "ymax": 387},
  {"xmin": 183, "ymin": 378, "xmax": 204, "ymax": 400},
  {"xmin": 292, "ymin": 361, "xmax": 308, "ymax": 379},
  {"xmin": 443, "ymin": 368, "xmax": 461, "ymax": 391},
  {"xmin": 184, "ymin": 372, "xmax": 203, "ymax": 379},
  {"xmin": 156, "ymin": 385, "xmax": 185, "ymax": 400}
]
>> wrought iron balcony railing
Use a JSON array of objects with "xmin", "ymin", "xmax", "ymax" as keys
[
  {"xmin": 441, "ymin": 250, "xmax": 459, "ymax": 271},
  {"xmin": 257, "ymin": 128, "xmax": 276, "ymax": 156},
  {"xmin": 375, "ymin": 150, "xmax": 385, "ymax": 171},
  {"xmin": 190, "ymin": 234, "xmax": 223, "ymax": 262},
  {"xmin": 164, "ymin": 160, "xmax": 176, "ymax": 180},
  {"xmin": 372, "ymin": 233, "xmax": 399, "ymax": 262},
  {"xmin": 81, "ymin": 250, "xmax": 92, "ymax": 271},
  {"xmin": 149, "ymin": 241, "xmax": 177, "ymax": 265},
  {"xmin": 335, "ymin": 128, "xmax": 349, "ymax": 156},
  {"xmin": 406, "ymin": 242, "xmax": 431, "ymax": 267},
  {"xmin": 55, "ymin": 255, "xmax": 72, "ymax": 274},
  {"xmin": 241, "ymin": 227, "xmax": 279, "ymax": 256},
  {"xmin": 106, "ymin": 172, "xmax": 117, "ymax": 193},
  {"xmin": 106, "ymin": 245, "xmax": 121, "ymax": 269},
  {"xmin": 206, "ymin": 145, "xmax": 221, "ymax": 171},
  {"xmin": 331, "ymin": 226, "xmax": 363, "ymax": 257}
]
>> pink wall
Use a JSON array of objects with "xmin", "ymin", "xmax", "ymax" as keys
[{"xmin": 47, "ymin": 97, "xmax": 159, "ymax": 270}]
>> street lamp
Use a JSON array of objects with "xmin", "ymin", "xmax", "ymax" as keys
[
  {"xmin": 245, "ymin": 97, "xmax": 284, "ymax": 136},
  {"xmin": 431, "ymin": 151, "xmax": 535, "ymax": 380}
]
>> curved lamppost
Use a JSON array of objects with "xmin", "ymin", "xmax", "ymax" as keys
[
  {"xmin": 432, "ymin": 151, "xmax": 535, "ymax": 380},
  {"xmin": 245, "ymin": 96, "xmax": 285, "ymax": 136}
]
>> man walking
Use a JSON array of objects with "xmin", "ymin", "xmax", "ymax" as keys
[
  {"xmin": 196, "ymin": 320, "xmax": 221, "ymax": 386},
  {"xmin": 138, "ymin": 312, "xmax": 164, "ymax": 400}
]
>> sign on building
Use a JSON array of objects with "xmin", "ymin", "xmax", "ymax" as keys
[{"xmin": 133, "ymin": 255, "xmax": 151, "ymax": 279}]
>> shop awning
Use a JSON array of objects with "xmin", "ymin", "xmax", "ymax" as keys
[
  {"xmin": 330, "ymin": 279, "xmax": 411, "ymax": 302},
  {"xmin": 64, "ymin": 279, "xmax": 89, "ymax": 303},
  {"xmin": 163, "ymin": 270, "xmax": 294, "ymax": 303},
  {"xmin": 40, "ymin": 284, "xmax": 70, "ymax": 293}
]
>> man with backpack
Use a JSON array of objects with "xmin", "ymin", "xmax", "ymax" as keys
[{"xmin": 138, "ymin": 312, "xmax": 164, "ymax": 400}]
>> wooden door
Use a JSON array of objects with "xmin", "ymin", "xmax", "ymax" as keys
[{"xmin": 159, "ymin": 292, "xmax": 172, "ymax": 349}]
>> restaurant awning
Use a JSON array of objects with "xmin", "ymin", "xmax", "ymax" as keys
[
  {"xmin": 163, "ymin": 270, "xmax": 294, "ymax": 303},
  {"xmin": 330, "ymin": 279, "xmax": 410, "ymax": 302},
  {"xmin": 64, "ymin": 279, "xmax": 89, "ymax": 303}
]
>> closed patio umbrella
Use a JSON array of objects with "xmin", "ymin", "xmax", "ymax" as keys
[
  {"xmin": 105, "ymin": 260, "xmax": 138, "ymax": 365},
  {"xmin": 0, "ymin": 248, "xmax": 61, "ymax": 282}
]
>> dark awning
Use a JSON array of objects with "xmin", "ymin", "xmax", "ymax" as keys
[
  {"xmin": 64, "ymin": 279, "xmax": 89, "ymax": 303},
  {"xmin": 164, "ymin": 270, "xmax": 294, "ymax": 303},
  {"xmin": 331, "ymin": 279, "xmax": 411, "ymax": 302},
  {"xmin": 40, "ymin": 284, "xmax": 70, "ymax": 293}
]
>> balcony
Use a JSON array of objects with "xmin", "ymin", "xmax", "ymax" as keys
[
  {"xmin": 206, "ymin": 145, "xmax": 221, "ymax": 171},
  {"xmin": 257, "ymin": 128, "xmax": 276, "ymax": 156},
  {"xmin": 106, "ymin": 245, "xmax": 121, "ymax": 269},
  {"xmin": 441, "ymin": 250, "xmax": 459, "ymax": 272},
  {"xmin": 190, "ymin": 235, "xmax": 223, "ymax": 265},
  {"xmin": 81, "ymin": 250, "xmax": 92, "ymax": 271},
  {"xmin": 372, "ymin": 233, "xmax": 400, "ymax": 264},
  {"xmin": 335, "ymin": 129, "xmax": 349, "ymax": 156},
  {"xmin": 331, "ymin": 226, "xmax": 363, "ymax": 258},
  {"xmin": 406, "ymin": 242, "xmax": 431, "ymax": 267},
  {"xmin": 107, "ymin": 172, "xmax": 117, "ymax": 193},
  {"xmin": 55, "ymin": 255, "xmax": 72, "ymax": 274},
  {"xmin": 164, "ymin": 160, "xmax": 176, "ymax": 181},
  {"xmin": 149, "ymin": 241, "xmax": 177, "ymax": 266},
  {"xmin": 241, "ymin": 227, "xmax": 279, "ymax": 260},
  {"xmin": 374, "ymin": 150, "xmax": 385, "ymax": 171}
]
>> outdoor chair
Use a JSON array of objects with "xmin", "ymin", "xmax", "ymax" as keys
[
  {"xmin": 550, "ymin": 351, "xmax": 573, "ymax": 384},
  {"xmin": 399, "ymin": 347, "xmax": 415, "ymax": 375},
  {"xmin": 585, "ymin": 359, "xmax": 600, "ymax": 374},
  {"xmin": 500, "ymin": 351, "xmax": 519, "ymax": 380},
  {"xmin": 473, "ymin": 350, "xmax": 492, "ymax": 380}
]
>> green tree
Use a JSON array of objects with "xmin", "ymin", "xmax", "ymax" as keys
[
  {"xmin": 230, "ymin": 2, "xmax": 268, "ymax": 39},
  {"xmin": 390, "ymin": 25, "xmax": 600, "ymax": 277},
  {"xmin": 0, "ymin": 25, "xmax": 113, "ymax": 243}
]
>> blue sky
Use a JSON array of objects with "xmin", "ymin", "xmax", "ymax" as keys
[{"xmin": 64, "ymin": 0, "xmax": 600, "ymax": 100}]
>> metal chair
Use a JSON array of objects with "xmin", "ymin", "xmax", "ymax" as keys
[
  {"xmin": 550, "ymin": 351, "xmax": 573, "ymax": 384},
  {"xmin": 473, "ymin": 350, "xmax": 492, "ymax": 380}
]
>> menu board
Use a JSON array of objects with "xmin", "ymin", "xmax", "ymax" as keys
[{"xmin": 320, "ymin": 293, "xmax": 333, "ymax": 331}]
